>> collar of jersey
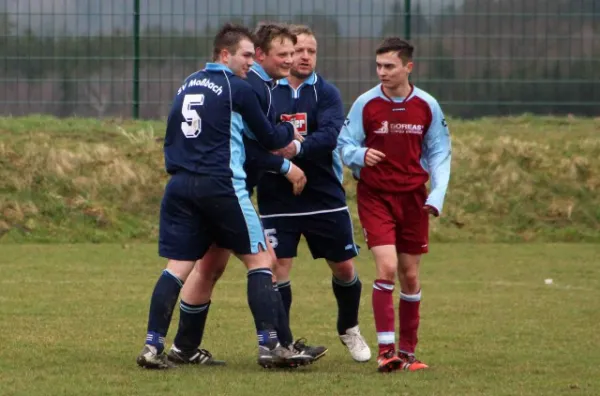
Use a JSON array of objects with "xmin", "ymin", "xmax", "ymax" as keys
[
  {"xmin": 278, "ymin": 72, "xmax": 318, "ymax": 87},
  {"xmin": 204, "ymin": 63, "xmax": 234, "ymax": 74},
  {"xmin": 379, "ymin": 83, "xmax": 415, "ymax": 103},
  {"xmin": 250, "ymin": 63, "xmax": 272, "ymax": 82}
]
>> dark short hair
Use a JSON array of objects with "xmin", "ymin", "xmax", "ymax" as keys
[
  {"xmin": 254, "ymin": 22, "xmax": 297, "ymax": 53},
  {"xmin": 212, "ymin": 22, "xmax": 255, "ymax": 61},
  {"xmin": 375, "ymin": 37, "xmax": 414, "ymax": 64}
]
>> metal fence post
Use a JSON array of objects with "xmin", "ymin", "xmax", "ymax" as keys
[
  {"xmin": 133, "ymin": 0, "xmax": 140, "ymax": 119},
  {"xmin": 404, "ymin": 0, "xmax": 411, "ymax": 40}
]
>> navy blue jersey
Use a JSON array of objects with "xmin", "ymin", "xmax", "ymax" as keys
[
  {"xmin": 163, "ymin": 63, "xmax": 294, "ymax": 193},
  {"xmin": 257, "ymin": 72, "xmax": 347, "ymax": 216},
  {"xmin": 243, "ymin": 63, "xmax": 290, "ymax": 191}
]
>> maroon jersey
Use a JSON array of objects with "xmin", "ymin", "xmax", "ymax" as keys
[{"xmin": 338, "ymin": 84, "xmax": 451, "ymax": 212}]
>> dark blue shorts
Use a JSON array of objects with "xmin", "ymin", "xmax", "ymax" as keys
[
  {"xmin": 159, "ymin": 172, "xmax": 266, "ymax": 261},
  {"xmin": 260, "ymin": 209, "xmax": 359, "ymax": 263}
]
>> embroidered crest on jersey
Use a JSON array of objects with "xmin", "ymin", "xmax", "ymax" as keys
[{"xmin": 280, "ymin": 113, "xmax": 308, "ymax": 136}]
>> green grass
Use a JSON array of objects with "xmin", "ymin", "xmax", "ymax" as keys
[
  {"xmin": 2, "ymin": 114, "xmax": 600, "ymax": 243},
  {"xmin": 1, "ymin": 243, "xmax": 599, "ymax": 395}
]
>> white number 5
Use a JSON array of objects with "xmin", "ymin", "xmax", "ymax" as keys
[
  {"xmin": 264, "ymin": 228, "xmax": 278, "ymax": 249},
  {"xmin": 180, "ymin": 94, "xmax": 205, "ymax": 138}
]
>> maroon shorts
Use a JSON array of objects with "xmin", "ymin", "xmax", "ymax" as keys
[{"xmin": 356, "ymin": 182, "xmax": 429, "ymax": 254}]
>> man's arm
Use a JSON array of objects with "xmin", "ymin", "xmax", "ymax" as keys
[
  {"xmin": 295, "ymin": 85, "xmax": 345, "ymax": 159},
  {"xmin": 244, "ymin": 133, "xmax": 307, "ymax": 196},
  {"xmin": 233, "ymin": 82, "xmax": 295, "ymax": 151},
  {"xmin": 244, "ymin": 135, "xmax": 291, "ymax": 174},
  {"xmin": 337, "ymin": 96, "xmax": 369, "ymax": 172},
  {"xmin": 422, "ymin": 101, "xmax": 452, "ymax": 216}
]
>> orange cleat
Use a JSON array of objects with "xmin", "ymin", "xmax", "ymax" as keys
[
  {"xmin": 398, "ymin": 352, "xmax": 429, "ymax": 371},
  {"xmin": 377, "ymin": 349, "xmax": 403, "ymax": 373}
]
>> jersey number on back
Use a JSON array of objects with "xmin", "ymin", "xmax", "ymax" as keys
[{"xmin": 180, "ymin": 94, "xmax": 205, "ymax": 138}]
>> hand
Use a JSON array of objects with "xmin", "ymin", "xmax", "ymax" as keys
[
  {"xmin": 364, "ymin": 148, "xmax": 386, "ymax": 166},
  {"xmin": 423, "ymin": 205, "xmax": 439, "ymax": 217},
  {"xmin": 294, "ymin": 130, "xmax": 305, "ymax": 143},
  {"xmin": 273, "ymin": 140, "xmax": 299, "ymax": 159},
  {"xmin": 285, "ymin": 163, "xmax": 307, "ymax": 196},
  {"xmin": 286, "ymin": 121, "xmax": 305, "ymax": 142}
]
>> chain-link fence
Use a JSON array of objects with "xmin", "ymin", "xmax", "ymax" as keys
[{"xmin": 1, "ymin": 0, "xmax": 598, "ymax": 119}]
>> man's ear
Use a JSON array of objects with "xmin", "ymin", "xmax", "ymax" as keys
[
  {"xmin": 220, "ymin": 48, "xmax": 231, "ymax": 64},
  {"xmin": 255, "ymin": 47, "xmax": 267, "ymax": 63}
]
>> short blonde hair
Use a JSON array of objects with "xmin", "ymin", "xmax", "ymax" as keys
[{"xmin": 288, "ymin": 24, "xmax": 314, "ymax": 37}]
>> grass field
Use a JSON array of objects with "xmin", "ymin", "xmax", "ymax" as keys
[
  {"xmin": 1, "ymin": 243, "xmax": 599, "ymax": 396},
  {"xmin": 1, "ymin": 115, "xmax": 599, "ymax": 394}
]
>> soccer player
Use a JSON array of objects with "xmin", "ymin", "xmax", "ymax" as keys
[
  {"xmin": 337, "ymin": 37, "xmax": 451, "ymax": 372},
  {"xmin": 164, "ymin": 22, "xmax": 325, "ymax": 368},
  {"xmin": 136, "ymin": 23, "xmax": 304, "ymax": 369},
  {"xmin": 260, "ymin": 24, "xmax": 371, "ymax": 362}
]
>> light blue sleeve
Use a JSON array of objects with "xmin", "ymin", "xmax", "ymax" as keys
[
  {"xmin": 337, "ymin": 96, "xmax": 369, "ymax": 178},
  {"xmin": 421, "ymin": 100, "xmax": 452, "ymax": 214}
]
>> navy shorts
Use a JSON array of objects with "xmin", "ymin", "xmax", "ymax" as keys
[
  {"xmin": 260, "ymin": 209, "xmax": 359, "ymax": 263},
  {"xmin": 159, "ymin": 172, "xmax": 267, "ymax": 261}
]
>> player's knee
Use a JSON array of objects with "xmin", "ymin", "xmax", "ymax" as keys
[
  {"xmin": 400, "ymin": 268, "xmax": 420, "ymax": 291},
  {"xmin": 376, "ymin": 268, "xmax": 396, "ymax": 282},
  {"xmin": 275, "ymin": 258, "xmax": 292, "ymax": 274},
  {"xmin": 330, "ymin": 260, "xmax": 355, "ymax": 282},
  {"xmin": 212, "ymin": 265, "xmax": 226, "ymax": 282},
  {"xmin": 195, "ymin": 261, "xmax": 225, "ymax": 285},
  {"xmin": 200, "ymin": 245, "xmax": 230, "ymax": 271},
  {"xmin": 166, "ymin": 259, "xmax": 195, "ymax": 282},
  {"xmin": 374, "ymin": 257, "xmax": 397, "ymax": 281},
  {"xmin": 274, "ymin": 269, "xmax": 290, "ymax": 283},
  {"xmin": 201, "ymin": 263, "xmax": 225, "ymax": 283},
  {"xmin": 375, "ymin": 259, "xmax": 396, "ymax": 281},
  {"xmin": 240, "ymin": 250, "xmax": 273, "ymax": 271}
]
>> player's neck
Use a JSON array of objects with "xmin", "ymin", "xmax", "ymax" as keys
[
  {"xmin": 383, "ymin": 81, "xmax": 412, "ymax": 99},
  {"xmin": 253, "ymin": 61, "xmax": 274, "ymax": 81},
  {"xmin": 287, "ymin": 75, "xmax": 305, "ymax": 90}
]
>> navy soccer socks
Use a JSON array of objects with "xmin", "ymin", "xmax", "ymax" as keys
[
  {"xmin": 172, "ymin": 300, "xmax": 210, "ymax": 353},
  {"xmin": 273, "ymin": 282, "xmax": 294, "ymax": 347},
  {"xmin": 247, "ymin": 268, "xmax": 280, "ymax": 348},
  {"xmin": 332, "ymin": 274, "xmax": 362, "ymax": 335},
  {"xmin": 277, "ymin": 280, "xmax": 292, "ymax": 318},
  {"xmin": 146, "ymin": 269, "xmax": 183, "ymax": 353}
]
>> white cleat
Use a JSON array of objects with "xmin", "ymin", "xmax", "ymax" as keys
[
  {"xmin": 136, "ymin": 344, "xmax": 176, "ymax": 369},
  {"xmin": 339, "ymin": 325, "xmax": 371, "ymax": 362}
]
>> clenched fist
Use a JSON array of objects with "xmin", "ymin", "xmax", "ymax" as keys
[{"xmin": 364, "ymin": 148, "xmax": 386, "ymax": 166}]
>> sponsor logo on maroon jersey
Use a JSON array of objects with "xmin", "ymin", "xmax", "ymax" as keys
[
  {"xmin": 373, "ymin": 120, "xmax": 424, "ymax": 135},
  {"xmin": 280, "ymin": 113, "xmax": 308, "ymax": 135}
]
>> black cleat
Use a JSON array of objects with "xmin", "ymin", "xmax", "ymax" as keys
[
  {"xmin": 289, "ymin": 338, "xmax": 328, "ymax": 365},
  {"xmin": 167, "ymin": 345, "xmax": 226, "ymax": 366},
  {"xmin": 258, "ymin": 343, "xmax": 312, "ymax": 369}
]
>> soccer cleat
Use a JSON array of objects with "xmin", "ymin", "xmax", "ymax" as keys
[
  {"xmin": 258, "ymin": 343, "xmax": 311, "ymax": 369},
  {"xmin": 167, "ymin": 345, "xmax": 226, "ymax": 366},
  {"xmin": 136, "ymin": 344, "xmax": 176, "ymax": 370},
  {"xmin": 289, "ymin": 338, "xmax": 328, "ymax": 364},
  {"xmin": 398, "ymin": 351, "xmax": 429, "ymax": 371},
  {"xmin": 339, "ymin": 325, "xmax": 372, "ymax": 362},
  {"xmin": 377, "ymin": 349, "xmax": 403, "ymax": 373}
]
